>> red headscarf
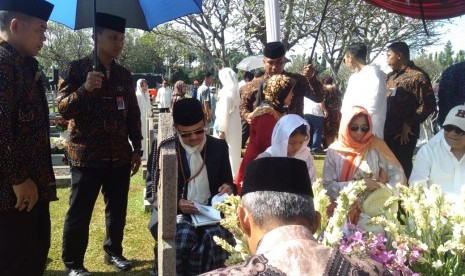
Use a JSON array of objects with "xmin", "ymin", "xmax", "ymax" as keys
[{"xmin": 329, "ymin": 106, "xmax": 406, "ymax": 184}]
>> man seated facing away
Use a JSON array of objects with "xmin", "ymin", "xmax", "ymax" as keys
[
  {"xmin": 202, "ymin": 157, "xmax": 391, "ymax": 276},
  {"xmin": 148, "ymin": 98, "xmax": 236, "ymax": 275},
  {"xmin": 410, "ymin": 104, "xmax": 465, "ymax": 199}
]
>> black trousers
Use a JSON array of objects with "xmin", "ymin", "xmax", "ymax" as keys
[
  {"xmin": 62, "ymin": 165, "xmax": 131, "ymax": 269},
  {"xmin": 384, "ymin": 134, "xmax": 417, "ymax": 179},
  {"xmin": 241, "ymin": 121, "xmax": 250, "ymax": 149},
  {"xmin": 0, "ymin": 202, "xmax": 51, "ymax": 276}
]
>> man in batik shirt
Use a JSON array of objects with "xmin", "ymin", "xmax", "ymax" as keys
[
  {"xmin": 385, "ymin": 42, "xmax": 436, "ymax": 178},
  {"xmin": 239, "ymin": 41, "xmax": 324, "ymax": 123},
  {"xmin": 58, "ymin": 13, "xmax": 142, "ymax": 275},
  {"xmin": 202, "ymin": 158, "xmax": 391, "ymax": 276},
  {"xmin": 0, "ymin": 0, "xmax": 58, "ymax": 274}
]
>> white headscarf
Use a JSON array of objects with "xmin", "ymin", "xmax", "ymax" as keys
[
  {"xmin": 264, "ymin": 114, "xmax": 316, "ymax": 182},
  {"xmin": 219, "ymin": 68, "xmax": 240, "ymax": 111},
  {"xmin": 215, "ymin": 68, "xmax": 240, "ymax": 131},
  {"xmin": 136, "ymin": 79, "xmax": 151, "ymax": 117}
]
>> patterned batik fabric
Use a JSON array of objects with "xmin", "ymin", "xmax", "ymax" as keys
[
  {"xmin": 0, "ymin": 41, "xmax": 57, "ymax": 211},
  {"xmin": 57, "ymin": 54, "xmax": 142, "ymax": 168},
  {"xmin": 385, "ymin": 61, "xmax": 436, "ymax": 137}
]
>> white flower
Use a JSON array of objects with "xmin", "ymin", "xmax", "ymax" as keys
[{"xmin": 432, "ymin": 260, "xmax": 443, "ymax": 269}]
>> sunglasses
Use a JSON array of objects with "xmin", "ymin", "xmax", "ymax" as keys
[
  {"xmin": 443, "ymin": 125, "xmax": 465, "ymax": 136},
  {"xmin": 178, "ymin": 128, "xmax": 206, "ymax": 138},
  {"xmin": 349, "ymin": 124, "xmax": 370, "ymax": 133}
]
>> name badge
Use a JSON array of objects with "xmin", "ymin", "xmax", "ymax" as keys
[{"xmin": 116, "ymin": 96, "xmax": 125, "ymax": 110}]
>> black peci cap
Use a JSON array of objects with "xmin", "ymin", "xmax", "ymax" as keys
[
  {"xmin": 96, "ymin": 12, "xmax": 126, "ymax": 33},
  {"xmin": 263, "ymin": 41, "xmax": 286, "ymax": 59},
  {"xmin": 172, "ymin": 98, "xmax": 205, "ymax": 126},
  {"xmin": 0, "ymin": 0, "xmax": 54, "ymax": 21},
  {"xmin": 242, "ymin": 157, "xmax": 313, "ymax": 197}
]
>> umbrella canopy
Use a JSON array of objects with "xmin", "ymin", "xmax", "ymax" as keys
[
  {"xmin": 236, "ymin": 55, "xmax": 265, "ymax": 71},
  {"xmin": 363, "ymin": 0, "xmax": 465, "ymax": 20},
  {"xmin": 48, "ymin": 0, "xmax": 203, "ymax": 31}
]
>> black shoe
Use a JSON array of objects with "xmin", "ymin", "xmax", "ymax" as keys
[
  {"xmin": 104, "ymin": 254, "xmax": 132, "ymax": 271},
  {"xmin": 67, "ymin": 267, "xmax": 91, "ymax": 276}
]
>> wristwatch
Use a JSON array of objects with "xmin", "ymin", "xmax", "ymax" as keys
[{"xmin": 133, "ymin": 149, "xmax": 144, "ymax": 157}]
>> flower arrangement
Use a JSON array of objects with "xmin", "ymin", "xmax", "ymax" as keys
[
  {"xmin": 213, "ymin": 180, "xmax": 465, "ymax": 275},
  {"xmin": 50, "ymin": 137, "xmax": 67, "ymax": 154}
]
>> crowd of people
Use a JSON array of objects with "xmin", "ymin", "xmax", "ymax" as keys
[{"xmin": 1, "ymin": 0, "xmax": 465, "ymax": 276}]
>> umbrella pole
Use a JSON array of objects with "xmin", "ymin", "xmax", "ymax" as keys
[
  {"xmin": 93, "ymin": 0, "xmax": 97, "ymax": 70},
  {"xmin": 308, "ymin": 0, "xmax": 330, "ymax": 64}
]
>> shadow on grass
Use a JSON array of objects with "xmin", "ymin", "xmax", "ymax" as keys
[{"xmin": 45, "ymin": 259, "xmax": 154, "ymax": 275}]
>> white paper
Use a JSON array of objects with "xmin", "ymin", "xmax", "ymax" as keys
[{"xmin": 211, "ymin": 193, "xmax": 228, "ymax": 206}]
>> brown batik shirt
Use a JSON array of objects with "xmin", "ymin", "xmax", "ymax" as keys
[
  {"xmin": 385, "ymin": 61, "xmax": 436, "ymax": 137},
  {"xmin": 239, "ymin": 72, "xmax": 324, "ymax": 121},
  {"xmin": 0, "ymin": 42, "xmax": 57, "ymax": 211},
  {"xmin": 58, "ymin": 55, "xmax": 142, "ymax": 168}
]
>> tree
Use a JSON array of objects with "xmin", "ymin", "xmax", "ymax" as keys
[
  {"xmin": 414, "ymin": 53, "xmax": 444, "ymax": 83},
  {"xmin": 315, "ymin": 0, "xmax": 442, "ymax": 83},
  {"xmin": 455, "ymin": 50, "xmax": 465, "ymax": 63},
  {"xmin": 38, "ymin": 22, "xmax": 92, "ymax": 74},
  {"xmin": 152, "ymin": 0, "xmax": 236, "ymax": 71}
]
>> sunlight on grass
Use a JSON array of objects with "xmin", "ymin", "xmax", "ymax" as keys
[{"xmin": 45, "ymin": 171, "xmax": 153, "ymax": 275}]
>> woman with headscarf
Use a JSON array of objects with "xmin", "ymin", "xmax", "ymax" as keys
[
  {"xmin": 136, "ymin": 78, "xmax": 152, "ymax": 160},
  {"xmin": 322, "ymin": 76, "xmax": 342, "ymax": 148},
  {"xmin": 170, "ymin": 80, "xmax": 187, "ymax": 112},
  {"xmin": 257, "ymin": 114, "xmax": 316, "ymax": 183},
  {"xmin": 214, "ymin": 68, "xmax": 242, "ymax": 179},
  {"xmin": 235, "ymin": 74, "xmax": 296, "ymax": 193},
  {"xmin": 323, "ymin": 106, "xmax": 406, "ymax": 231}
]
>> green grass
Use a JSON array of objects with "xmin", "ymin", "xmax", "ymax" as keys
[
  {"xmin": 45, "ymin": 157, "xmax": 326, "ymax": 275},
  {"xmin": 45, "ymin": 171, "xmax": 153, "ymax": 275}
]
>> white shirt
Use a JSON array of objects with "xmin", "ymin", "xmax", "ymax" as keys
[
  {"xmin": 156, "ymin": 86, "xmax": 172, "ymax": 109},
  {"xmin": 341, "ymin": 65, "xmax": 387, "ymax": 138},
  {"xmin": 410, "ymin": 132, "xmax": 465, "ymax": 199},
  {"xmin": 303, "ymin": 97, "xmax": 324, "ymax": 117}
]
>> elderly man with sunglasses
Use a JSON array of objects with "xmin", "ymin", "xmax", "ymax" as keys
[
  {"xmin": 147, "ymin": 98, "xmax": 236, "ymax": 275},
  {"xmin": 410, "ymin": 105, "xmax": 465, "ymax": 200}
]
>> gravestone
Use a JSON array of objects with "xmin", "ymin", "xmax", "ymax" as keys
[{"xmin": 156, "ymin": 113, "xmax": 177, "ymax": 276}]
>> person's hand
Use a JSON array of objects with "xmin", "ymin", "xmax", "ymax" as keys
[
  {"xmin": 364, "ymin": 177, "xmax": 380, "ymax": 192},
  {"xmin": 178, "ymin": 199, "xmax": 199, "ymax": 214},
  {"xmin": 13, "ymin": 178, "xmax": 38, "ymax": 212},
  {"xmin": 303, "ymin": 64, "xmax": 316, "ymax": 79},
  {"xmin": 84, "ymin": 71, "xmax": 104, "ymax": 92},
  {"xmin": 394, "ymin": 123, "xmax": 414, "ymax": 145},
  {"xmin": 218, "ymin": 131, "xmax": 226, "ymax": 139},
  {"xmin": 130, "ymin": 153, "xmax": 142, "ymax": 176},
  {"xmin": 218, "ymin": 184, "xmax": 233, "ymax": 195}
]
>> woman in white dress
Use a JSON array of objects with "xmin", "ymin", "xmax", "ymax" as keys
[
  {"xmin": 214, "ymin": 68, "xmax": 242, "ymax": 178},
  {"xmin": 135, "ymin": 79, "xmax": 152, "ymax": 160}
]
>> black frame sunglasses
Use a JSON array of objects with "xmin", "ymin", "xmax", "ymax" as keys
[
  {"xmin": 349, "ymin": 124, "xmax": 370, "ymax": 133},
  {"xmin": 443, "ymin": 125, "xmax": 465, "ymax": 136},
  {"xmin": 178, "ymin": 128, "xmax": 206, "ymax": 138}
]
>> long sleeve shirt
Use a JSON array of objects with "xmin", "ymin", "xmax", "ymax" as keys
[
  {"xmin": 57, "ymin": 55, "xmax": 142, "ymax": 168},
  {"xmin": 0, "ymin": 42, "xmax": 57, "ymax": 211},
  {"xmin": 410, "ymin": 131, "xmax": 465, "ymax": 199},
  {"xmin": 385, "ymin": 61, "xmax": 436, "ymax": 137}
]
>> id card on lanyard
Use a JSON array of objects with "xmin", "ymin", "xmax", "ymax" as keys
[{"xmin": 116, "ymin": 96, "xmax": 125, "ymax": 110}]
